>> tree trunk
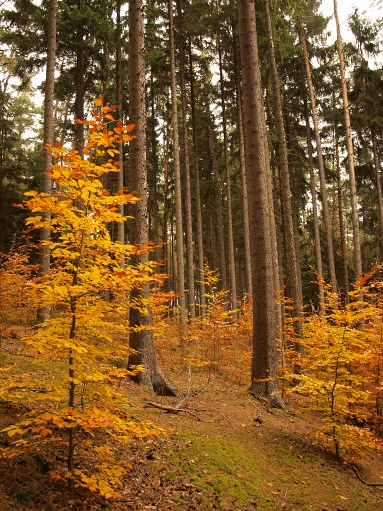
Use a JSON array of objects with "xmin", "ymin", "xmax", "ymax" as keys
[
  {"xmin": 149, "ymin": 69, "xmax": 160, "ymax": 260},
  {"xmin": 333, "ymin": 0, "xmax": 363, "ymax": 280},
  {"xmin": 168, "ymin": 0, "xmax": 187, "ymax": 336},
  {"xmin": 189, "ymin": 40, "xmax": 206, "ymax": 314},
  {"xmin": 115, "ymin": 0, "xmax": 125, "ymax": 247},
  {"xmin": 335, "ymin": 134, "xmax": 350, "ymax": 302},
  {"xmin": 233, "ymin": 39, "xmax": 252, "ymax": 295},
  {"xmin": 372, "ymin": 133, "xmax": 383, "ymax": 259},
  {"xmin": 265, "ymin": 0, "xmax": 303, "ymax": 340},
  {"xmin": 207, "ymin": 104, "xmax": 228, "ymax": 290},
  {"xmin": 36, "ymin": 0, "xmax": 57, "ymax": 324},
  {"xmin": 74, "ymin": 0, "xmax": 85, "ymax": 156},
  {"xmin": 218, "ymin": 44, "xmax": 237, "ymax": 312},
  {"xmin": 176, "ymin": 0, "xmax": 195, "ymax": 320},
  {"xmin": 304, "ymin": 100, "xmax": 325, "ymax": 311},
  {"xmin": 127, "ymin": 0, "xmax": 178, "ymax": 397},
  {"xmin": 238, "ymin": 0, "xmax": 284, "ymax": 407},
  {"xmin": 300, "ymin": 20, "xmax": 338, "ymax": 295}
]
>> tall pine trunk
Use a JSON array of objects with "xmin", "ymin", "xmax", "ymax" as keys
[
  {"xmin": 115, "ymin": 0, "xmax": 125, "ymax": 247},
  {"xmin": 176, "ymin": 0, "xmax": 195, "ymax": 320},
  {"xmin": 265, "ymin": 0, "xmax": 303, "ymax": 340},
  {"xmin": 305, "ymin": 101, "xmax": 325, "ymax": 310},
  {"xmin": 36, "ymin": 0, "xmax": 57, "ymax": 324},
  {"xmin": 168, "ymin": 0, "xmax": 187, "ymax": 335},
  {"xmin": 300, "ymin": 20, "xmax": 338, "ymax": 295},
  {"xmin": 218, "ymin": 44, "xmax": 237, "ymax": 311},
  {"xmin": 127, "ymin": 0, "xmax": 178, "ymax": 396},
  {"xmin": 333, "ymin": 0, "xmax": 363, "ymax": 280},
  {"xmin": 335, "ymin": 134, "xmax": 350, "ymax": 302},
  {"xmin": 233, "ymin": 39, "xmax": 252, "ymax": 294},
  {"xmin": 238, "ymin": 0, "xmax": 284, "ymax": 406},
  {"xmin": 207, "ymin": 104, "xmax": 228, "ymax": 290},
  {"xmin": 189, "ymin": 41, "xmax": 206, "ymax": 314}
]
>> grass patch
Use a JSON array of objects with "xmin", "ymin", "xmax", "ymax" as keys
[{"xmin": 163, "ymin": 432, "xmax": 262, "ymax": 507}]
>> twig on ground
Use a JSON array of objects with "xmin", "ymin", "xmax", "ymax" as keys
[
  {"xmin": 219, "ymin": 409, "xmax": 233, "ymax": 425},
  {"xmin": 248, "ymin": 398, "xmax": 263, "ymax": 415}
]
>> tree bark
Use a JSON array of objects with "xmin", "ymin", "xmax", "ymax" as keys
[
  {"xmin": 127, "ymin": 0, "xmax": 178, "ymax": 397},
  {"xmin": 176, "ymin": 0, "xmax": 195, "ymax": 320},
  {"xmin": 264, "ymin": 0, "xmax": 303, "ymax": 340},
  {"xmin": 233, "ymin": 38, "xmax": 252, "ymax": 295},
  {"xmin": 36, "ymin": 0, "xmax": 57, "ymax": 324},
  {"xmin": 189, "ymin": 40, "xmax": 206, "ymax": 314},
  {"xmin": 115, "ymin": 0, "xmax": 125, "ymax": 247},
  {"xmin": 168, "ymin": 0, "xmax": 187, "ymax": 336},
  {"xmin": 207, "ymin": 103, "xmax": 228, "ymax": 290},
  {"xmin": 218, "ymin": 44, "xmax": 237, "ymax": 312},
  {"xmin": 238, "ymin": 0, "xmax": 284, "ymax": 406},
  {"xmin": 304, "ymin": 100, "xmax": 325, "ymax": 311},
  {"xmin": 333, "ymin": 0, "xmax": 363, "ymax": 280},
  {"xmin": 300, "ymin": 20, "xmax": 338, "ymax": 294}
]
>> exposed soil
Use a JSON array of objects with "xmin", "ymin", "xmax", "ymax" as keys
[{"xmin": 1, "ymin": 372, "xmax": 383, "ymax": 511}]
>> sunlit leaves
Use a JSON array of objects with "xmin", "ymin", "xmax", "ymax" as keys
[
  {"xmin": 285, "ymin": 271, "xmax": 383, "ymax": 459},
  {"xmin": 0, "ymin": 103, "xmax": 162, "ymax": 499}
]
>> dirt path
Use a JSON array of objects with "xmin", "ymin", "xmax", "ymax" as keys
[
  {"xmin": 1, "ymin": 375, "xmax": 383, "ymax": 510},
  {"xmin": 114, "ymin": 376, "xmax": 383, "ymax": 511}
]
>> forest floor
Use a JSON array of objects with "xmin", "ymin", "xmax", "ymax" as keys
[{"xmin": 1, "ymin": 370, "xmax": 383, "ymax": 511}]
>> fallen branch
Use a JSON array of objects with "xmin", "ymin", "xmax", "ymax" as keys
[
  {"xmin": 350, "ymin": 464, "xmax": 383, "ymax": 487},
  {"xmin": 144, "ymin": 401, "xmax": 212, "ymax": 422}
]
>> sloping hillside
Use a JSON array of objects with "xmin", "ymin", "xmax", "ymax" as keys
[{"xmin": 1, "ymin": 375, "xmax": 383, "ymax": 511}]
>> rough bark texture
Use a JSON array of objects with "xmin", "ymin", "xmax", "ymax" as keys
[
  {"xmin": 334, "ymin": 0, "xmax": 363, "ymax": 280},
  {"xmin": 300, "ymin": 21, "xmax": 338, "ymax": 294},
  {"xmin": 265, "ymin": 0, "xmax": 303, "ymax": 340},
  {"xmin": 238, "ymin": 0, "xmax": 283, "ymax": 407},
  {"xmin": 127, "ymin": 0, "xmax": 178, "ymax": 397},
  {"xmin": 36, "ymin": 0, "xmax": 57, "ymax": 324}
]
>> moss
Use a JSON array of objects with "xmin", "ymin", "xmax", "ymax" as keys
[{"xmin": 163, "ymin": 433, "xmax": 262, "ymax": 506}]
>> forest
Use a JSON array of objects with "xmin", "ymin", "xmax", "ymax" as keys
[{"xmin": 2, "ymin": 0, "xmax": 383, "ymax": 509}]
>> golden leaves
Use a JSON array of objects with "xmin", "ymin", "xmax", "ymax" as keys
[{"xmin": 0, "ymin": 101, "xmax": 166, "ymax": 501}]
